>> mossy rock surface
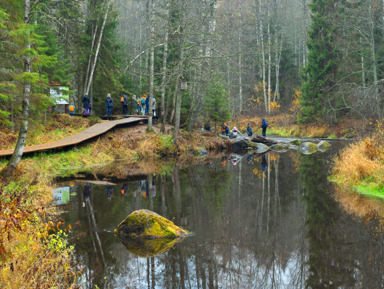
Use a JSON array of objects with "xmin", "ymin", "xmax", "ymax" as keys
[
  {"xmin": 289, "ymin": 139, "xmax": 302, "ymax": 146},
  {"xmin": 115, "ymin": 209, "xmax": 189, "ymax": 239},
  {"xmin": 317, "ymin": 140, "xmax": 331, "ymax": 152},
  {"xmin": 299, "ymin": 142, "xmax": 318, "ymax": 155},
  {"xmin": 271, "ymin": 143, "xmax": 289, "ymax": 153},
  {"xmin": 118, "ymin": 235, "xmax": 182, "ymax": 257}
]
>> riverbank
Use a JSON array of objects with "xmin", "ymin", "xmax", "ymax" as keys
[
  {"xmin": 230, "ymin": 114, "xmax": 371, "ymax": 139},
  {"xmin": 0, "ymin": 117, "xmax": 232, "ymax": 288},
  {"xmin": 331, "ymin": 120, "xmax": 384, "ymax": 216}
]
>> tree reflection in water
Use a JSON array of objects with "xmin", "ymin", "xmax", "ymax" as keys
[{"xmin": 63, "ymin": 148, "xmax": 384, "ymax": 288}]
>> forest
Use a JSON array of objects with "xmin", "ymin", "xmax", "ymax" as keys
[
  {"xmin": 1, "ymin": 1, "xmax": 384, "ymax": 288},
  {"xmin": 1, "ymin": 0, "xmax": 383, "ymax": 131}
]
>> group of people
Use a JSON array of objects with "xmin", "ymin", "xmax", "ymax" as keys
[
  {"xmin": 132, "ymin": 94, "xmax": 156, "ymax": 116},
  {"xmin": 204, "ymin": 119, "xmax": 269, "ymax": 138},
  {"xmin": 68, "ymin": 93, "xmax": 157, "ymax": 117},
  {"xmin": 106, "ymin": 93, "xmax": 157, "ymax": 117}
]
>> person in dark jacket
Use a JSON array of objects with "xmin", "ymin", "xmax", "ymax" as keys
[
  {"xmin": 261, "ymin": 118, "xmax": 268, "ymax": 137},
  {"xmin": 204, "ymin": 121, "xmax": 212, "ymax": 132},
  {"xmin": 106, "ymin": 93, "xmax": 113, "ymax": 117},
  {"xmin": 121, "ymin": 93, "xmax": 128, "ymax": 115},
  {"xmin": 145, "ymin": 95, "xmax": 150, "ymax": 115},
  {"xmin": 246, "ymin": 123, "xmax": 253, "ymax": 136},
  {"xmin": 82, "ymin": 94, "xmax": 90, "ymax": 116}
]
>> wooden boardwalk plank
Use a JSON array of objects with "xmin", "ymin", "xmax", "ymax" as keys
[{"xmin": 0, "ymin": 117, "xmax": 146, "ymax": 157}]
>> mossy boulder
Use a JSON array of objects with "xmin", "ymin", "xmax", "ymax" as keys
[
  {"xmin": 248, "ymin": 142, "xmax": 270, "ymax": 153},
  {"xmin": 271, "ymin": 143, "xmax": 289, "ymax": 153},
  {"xmin": 299, "ymin": 142, "xmax": 318, "ymax": 155},
  {"xmin": 289, "ymin": 139, "xmax": 302, "ymax": 146},
  {"xmin": 317, "ymin": 140, "xmax": 331, "ymax": 152},
  {"xmin": 115, "ymin": 209, "xmax": 189, "ymax": 239},
  {"xmin": 118, "ymin": 236, "xmax": 182, "ymax": 257}
]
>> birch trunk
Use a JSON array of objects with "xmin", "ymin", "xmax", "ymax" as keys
[
  {"xmin": 3, "ymin": 0, "xmax": 32, "ymax": 178},
  {"xmin": 83, "ymin": 24, "xmax": 98, "ymax": 97},
  {"xmin": 238, "ymin": 6, "xmax": 243, "ymax": 114},
  {"xmin": 160, "ymin": 1, "xmax": 170, "ymax": 133},
  {"xmin": 258, "ymin": 0, "xmax": 268, "ymax": 113},
  {"xmin": 174, "ymin": 0, "xmax": 186, "ymax": 145},
  {"xmin": 85, "ymin": 0, "xmax": 112, "ymax": 95},
  {"xmin": 148, "ymin": 0, "xmax": 155, "ymax": 131},
  {"xmin": 267, "ymin": 3, "xmax": 271, "ymax": 114}
]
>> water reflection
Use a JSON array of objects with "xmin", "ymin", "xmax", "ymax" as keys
[{"xmin": 61, "ymin": 144, "xmax": 384, "ymax": 288}]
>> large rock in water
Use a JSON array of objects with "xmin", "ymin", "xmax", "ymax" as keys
[
  {"xmin": 232, "ymin": 139, "xmax": 248, "ymax": 153},
  {"xmin": 115, "ymin": 210, "xmax": 189, "ymax": 257},
  {"xmin": 115, "ymin": 209, "xmax": 189, "ymax": 239},
  {"xmin": 317, "ymin": 140, "xmax": 331, "ymax": 152},
  {"xmin": 299, "ymin": 142, "xmax": 318, "ymax": 155}
]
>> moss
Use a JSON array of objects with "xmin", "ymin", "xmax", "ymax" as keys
[
  {"xmin": 118, "ymin": 235, "xmax": 182, "ymax": 257},
  {"xmin": 289, "ymin": 139, "xmax": 302, "ymax": 146},
  {"xmin": 116, "ymin": 209, "xmax": 189, "ymax": 239}
]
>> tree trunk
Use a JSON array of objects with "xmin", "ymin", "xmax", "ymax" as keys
[
  {"xmin": 3, "ymin": 0, "xmax": 31, "ymax": 179},
  {"xmin": 187, "ymin": 0, "xmax": 217, "ymax": 131},
  {"xmin": 148, "ymin": 0, "xmax": 155, "ymax": 131},
  {"xmin": 160, "ymin": 1, "xmax": 170, "ymax": 133},
  {"xmin": 83, "ymin": 24, "xmax": 98, "ymax": 97},
  {"xmin": 369, "ymin": 0, "xmax": 381, "ymax": 118},
  {"xmin": 85, "ymin": 0, "xmax": 112, "ymax": 96},
  {"xmin": 267, "ymin": 2, "xmax": 271, "ymax": 114},
  {"xmin": 258, "ymin": 0, "xmax": 267, "ymax": 113},
  {"xmin": 174, "ymin": 0, "xmax": 186, "ymax": 145},
  {"xmin": 238, "ymin": 5, "xmax": 243, "ymax": 115}
]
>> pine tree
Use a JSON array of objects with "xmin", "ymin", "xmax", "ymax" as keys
[
  {"xmin": 204, "ymin": 78, "xmax": 232, "ymax": 129},
  {"xmin": 298, "ymin": 0, "xmax": 338, "ymax": 123}
]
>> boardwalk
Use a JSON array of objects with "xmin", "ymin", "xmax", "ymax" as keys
[{"xmin": 0, "ymin": 117, "xmax": 146, "ymax": 157}]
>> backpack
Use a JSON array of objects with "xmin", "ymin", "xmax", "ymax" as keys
[
  {"xmin": 141, "ymin": 98, "xmax": 146, "ymax": 105},
  {"xmin": 121, "ymin": 96, "xmax": 124, "ymax": 102},
  {"xmin": 68, "ymin": 105, "xmax": 74, "ymax": 112}
]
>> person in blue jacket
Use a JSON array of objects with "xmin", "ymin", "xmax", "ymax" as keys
[
  {"xmin": 246, "ymin": 123, "xmax": 253, "ymax": 136},
  {"xmin": 106, "ymin": 93, "xmax": 113, "ymax": 117},
  {"xmin": 261, "ymin": 118, "xmax": 268, "ymax": 137}
]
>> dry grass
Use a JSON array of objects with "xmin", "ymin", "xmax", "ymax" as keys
[
  {"xmin": 332, "ymin": 121, "xmax": 384, "ymax": 216},
  {"xmin": 334, "ymin": 186, "xmax": 384, "ymax": 218},
  {"xmin": 332, "ymin": 138, "xmax": 383, "ymax": 187}
]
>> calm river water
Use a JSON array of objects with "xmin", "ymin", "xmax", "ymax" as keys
[{"xmin": 59, "ymin": 142, "xmax": 384, "ymax": 288}]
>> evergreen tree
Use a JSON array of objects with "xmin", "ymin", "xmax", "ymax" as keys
[
  {"xmin": 298, "ymin": 0, "xmax": 339, "ymax": 124},
  {"xmin": 204, "ymin": 78, "xmax": 232, "ymax": 128}
]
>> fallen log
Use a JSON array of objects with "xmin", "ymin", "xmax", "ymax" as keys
[{"xmin": 250, "ymin": 135, "xmax": 278, "ymax": 146}]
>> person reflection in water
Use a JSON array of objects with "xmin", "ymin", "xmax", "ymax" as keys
[
  {"xmin": 262, "ymin": 155, "xmax": 268, "ymax": 172},
  {"xmin": 106, "ymin": 185, "xmax": 114, "ymax": 201},
  {"xmin": 121, "ymin": 183, "xmax": 128, "ymax": 197},
  {"xmin": 82, "ymin": 183, "xmax": 92, "ymax": 207},
  {"xmin": 139, "ymin": 180, "xmax": 148, "ymax": 198},
  {"xmin": 247, "ymin": 154, "xmax": 253, "ymax": 164}
]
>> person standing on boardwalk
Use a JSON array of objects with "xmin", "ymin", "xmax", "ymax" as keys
[
  {"xmin": 141, "ymin": 95, "xmax": 146, "ymax": 116},
  {"xmin": 106, "ymin": 93, "xmax": 113, "ymax": 117},
  {"xmin": 82, "ymin": 94, "xmax": 90, "ymax": 116},
  {"xmin": 145, "ymin": 94, "xmax": 150, "ymax": 115},
  {"xmin": 121, "ymin": 93, "xmax": 128, "ymax": 115},
  {"xmin": 68, "ymin": 103, "xmax": 75, "ymax": 115},
  {"xmin": 261, "ymin": 118, "xmax": 268, "ymax": 137}
]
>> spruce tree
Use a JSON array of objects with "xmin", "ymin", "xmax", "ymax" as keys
[{"xmin": 298, "ymin": 0, "xmax": 338, "ymax": 123}]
